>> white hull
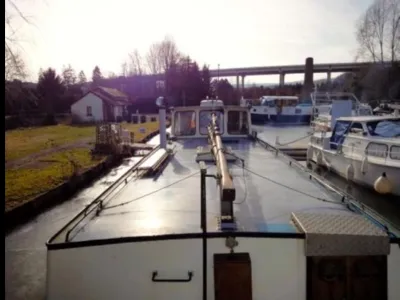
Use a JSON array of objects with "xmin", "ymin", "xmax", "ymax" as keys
[
  {"xmin": 46, "ymin": 237, "xmax": 400, "ymax": 300},
  {"xmin": 308, "ymin": 145, "xmax": 400, "ymax": 196}
]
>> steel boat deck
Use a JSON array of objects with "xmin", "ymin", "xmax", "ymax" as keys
[{"xmin": 52, "ymin": 138, "xmax": 353, "ymax": 243}]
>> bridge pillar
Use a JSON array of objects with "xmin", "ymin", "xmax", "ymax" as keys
[
  {"xmin": 241, "ymin": 75, "xmax": 245, "ymax": 95},
  {"xmin": 279, "ymin": 72, "xmax": 285, "ymax": 87},
  {"xmin": 301, "ymin": 57, "xmax": 314, "ymax": 102},
  {"xmin": 327, "ymin": 71, "xmax": 332, "ymax": 90},
  {"xmin": 236, "ymin": 75, "xmax": 240, "ymax": 92}
]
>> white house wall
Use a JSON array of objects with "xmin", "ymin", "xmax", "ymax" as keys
[
  {"xmin": 71, "ymin": 93, "xmax": 104, "ymax": 122},
  {"xmin": 46, "ymin": 237, "xmax": 306, "ymax": 300},
  {"xmin": 114, "ymin": 106, "xmax": 124, "ymax": 119}
]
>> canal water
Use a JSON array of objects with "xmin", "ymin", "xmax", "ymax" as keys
[
  {"xmin": 256, "ymin": 124, "xmax": 400, "ymax": 230},
  {"xmin": 5, "ymin": 127, "xmax": 400, "ymax": 300}
]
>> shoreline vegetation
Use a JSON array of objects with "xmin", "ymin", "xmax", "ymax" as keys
[{"xmin": 5, "ymin": 122, "xmax": 159, "ymax": 212}]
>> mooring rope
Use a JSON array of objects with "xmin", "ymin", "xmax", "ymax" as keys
[{"xmin": 277, "ymin": 133, "xmax": 314, "ymax": 147}]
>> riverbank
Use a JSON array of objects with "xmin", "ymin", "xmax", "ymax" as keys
[{"xmin": 5, "ymin": 122, "xmax": 160, "ymax": 232}]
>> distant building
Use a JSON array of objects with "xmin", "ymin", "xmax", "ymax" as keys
[
  {"xmin": 103, "ymin": 74, "xmax": 165, "ymax": 98},
  {"xmin": 71, "ymin": 86, "xmax": 129, "ymax": 123}
]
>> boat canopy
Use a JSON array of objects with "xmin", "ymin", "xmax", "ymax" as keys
[{"xmin": 366, "ymin": 118, "xmax": 400, "ymax": 138}]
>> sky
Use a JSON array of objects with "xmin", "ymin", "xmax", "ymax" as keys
[{"xmin": 8, "ymin": 0, "xmax": 374, "ymax": 84}]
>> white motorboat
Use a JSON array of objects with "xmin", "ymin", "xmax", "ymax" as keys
[
  {"xmin": 308, "ymin": 112, "xmax": 400, "ymax": 197},
  {"xmin": 46, "ymin": 97, "xmax": 400, "ymax": 300}
]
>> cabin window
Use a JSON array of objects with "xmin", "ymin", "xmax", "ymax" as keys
[
  {"xmin": 390, "ymin": 145, "xmax": 400, "ymax": 160},
  {"xmin": 140, "ymin": 116, "xmax": 146, "ymax": 123},
  {"xmin": 132, "ymin": 115, "xmax": 138, "ymax": 124},
  {"xmin": 330, "ymin": 121, "xmax": 351, "ymax": 150},
  {"xmin": 228, "ymin": 111, "xmax": 249, "ymax": 135},
  {"xmin": 173, "ymin": 111, "xmax": 196, "ymax": 136},
  {"xmin": 365, "ymin": 142, "xmax": 388, "ymax": 158},
  {"xmin": 199, "ymin": 110, "xmax": 224, "ymax": 135},
  {"xmin": 150, "ymin": 117, "xmax": 157, "ymax": 122},
  {"xmin": 86, "ymin": 106, "xmax": 92, "ymax": 117},
  {"xmin": 349, "ymin": 122, "xmax": 364, "ymax": 134}
]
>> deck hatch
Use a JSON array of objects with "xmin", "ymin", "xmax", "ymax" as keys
[{"xmin": 291, "ymin": 212, "xmax": 390, "ymax": 256}]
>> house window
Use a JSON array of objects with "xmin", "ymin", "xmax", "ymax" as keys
[{"xmin": 86, "ymin": 106, "xmax": 92, "ymax": 116}]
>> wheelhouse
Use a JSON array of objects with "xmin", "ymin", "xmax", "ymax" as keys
[{"xmin": 171, "ymin": 103, "xmax": 251, "ymax": 139}]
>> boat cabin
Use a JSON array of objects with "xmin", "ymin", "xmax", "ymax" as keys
[
  {"xmin": 312, "ymin": 116, "xmax": 400, "ymax": 161},
  {"xmin": 330, "ymin": 116, "xmax": 400, "ymax": 147},
  {"xmin": 171, "ymin": 100, "xmax": 251, "ymax": 139}
]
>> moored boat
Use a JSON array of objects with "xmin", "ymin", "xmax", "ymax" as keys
[
  {"xmin": 46, "ymin": 97, "xmax": 400, "ymax": 300},
  {"xmin": 308, "ymin": 113, "xmax": 400, "ymax": 196},
  {"xmin": 251, "ymin": 95, "xmax": 313, "ymax": 124}
]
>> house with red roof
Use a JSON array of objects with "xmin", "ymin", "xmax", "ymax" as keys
[{"xmin": 71, "ymin": 87, "xmax": 130, "ymax": 122}]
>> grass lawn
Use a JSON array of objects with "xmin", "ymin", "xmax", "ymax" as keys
[
  {"xmin": 5, "ymin": 149, "xmax": 107, "ymax": 212},
  {"xmin": 5, "ymin": 122, "xmax": 160, "ymax": 162},
  {"xmin": 5, "ymin": 121, "xmax": 160, "ymax": 211}
]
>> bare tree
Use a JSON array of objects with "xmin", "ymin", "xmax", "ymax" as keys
[
  {"xmin": 5, "ymin": 46, "xmax": 26, "ymax": 81},
  {"xmin": 126, "ymin": 49, "xmax": 146, "ymax": 75},
  {"xmin": 146, "ymin": 36, "xmax": 181, "ymax": 74},
  {"xmin": 62, "ymin": 64, "xmax": 77, "ymax": 87},
  {"xmin": 78, "ymin": 70, "xmax": 87, "ymax": 84},
  {"xmin": 108, "ymin": 72, "xmax": 117, "ymax": 78},
  {"xmin": 146, "ymin": 43, "xmax": 162, "ymax": 74},
  {"xmin": 5, "ymin": 0, "xmax": 34, "ymax": 81},
  {"xmin": 121, "ymin": 62, "xmax": 128, "ymax": 77},
  {"xmin": 356, "ymin": 0, "xmax": 400, "ymax": 63}
]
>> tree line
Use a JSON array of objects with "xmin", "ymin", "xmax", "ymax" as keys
[
  {"xmin": 5, "ymin": 0, "xmax": 400, "ymax": 124},
  {"xmin": 5, "ymin": 35, "xmax": 242, "ymax": 122}
]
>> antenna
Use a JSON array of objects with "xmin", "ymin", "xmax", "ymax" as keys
[{"xmin": 216, "ymin": 64, "xmax": 220, "ymax": 100}]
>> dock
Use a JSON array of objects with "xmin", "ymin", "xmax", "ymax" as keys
[{"xmin": 275, "ymin": 136, "xmax": 310, "ymax": 161}]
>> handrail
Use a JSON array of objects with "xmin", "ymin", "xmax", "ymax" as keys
[
  {"xmin": 48, "ymin": 146, "xmax": 162, "ymax": 244},
  {"xmin": 207, "ymin": 113, "xmax": 235, "ymax": 203},
  {"xmin": 151, "ymin": 271, "xmax": 193, "ymax": 283}
]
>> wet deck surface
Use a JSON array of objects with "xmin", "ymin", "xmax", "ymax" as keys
[{"xmin": 69, "ymin": 138, "xmax": 348, "ymax": 241}]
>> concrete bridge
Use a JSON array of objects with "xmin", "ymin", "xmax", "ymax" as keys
[{"xmin": 208, "ymin": 61, "xmax": 376, "ymax": 89}]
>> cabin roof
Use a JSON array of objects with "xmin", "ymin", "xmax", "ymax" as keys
[
  {"xmin": 337, "ymin": 115, "xmax": 399, "ymax": 122},
  {"xmin": 261, "ymin": 96, "xmax": 298, "ymax": 100}
]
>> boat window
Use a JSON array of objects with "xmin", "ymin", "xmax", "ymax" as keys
[
  {"xmin": 390, "ymin": 145, "xmax": 400, "ymax": 160},
  {"xmin": 349, "ymin": 122, "xmax": 364, "ymax": 134},
  {"xmin": 173, "ymin": 111, "xmax": 196, "ymax": 136},
  {"xmin": 366, "ymin": 119, "xmax": 400, "ymax": 138},
  {"xmin": 330, "ymin": 121, "xmax": 351, "ymax": 150},
  {"xmin": 228, "ymin": 111, "xmax": 249, "ymax": 135},
  {"xmin": 199, "ymin": 110, "xmax": 224, "ymax": 135},
  {"xmin": 365, "ymin": 142, "xmax": 388, "ymax": 158},
  {"xmin": 261, "ymin": 99, "xmax": 275, "ymax": 107}
]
